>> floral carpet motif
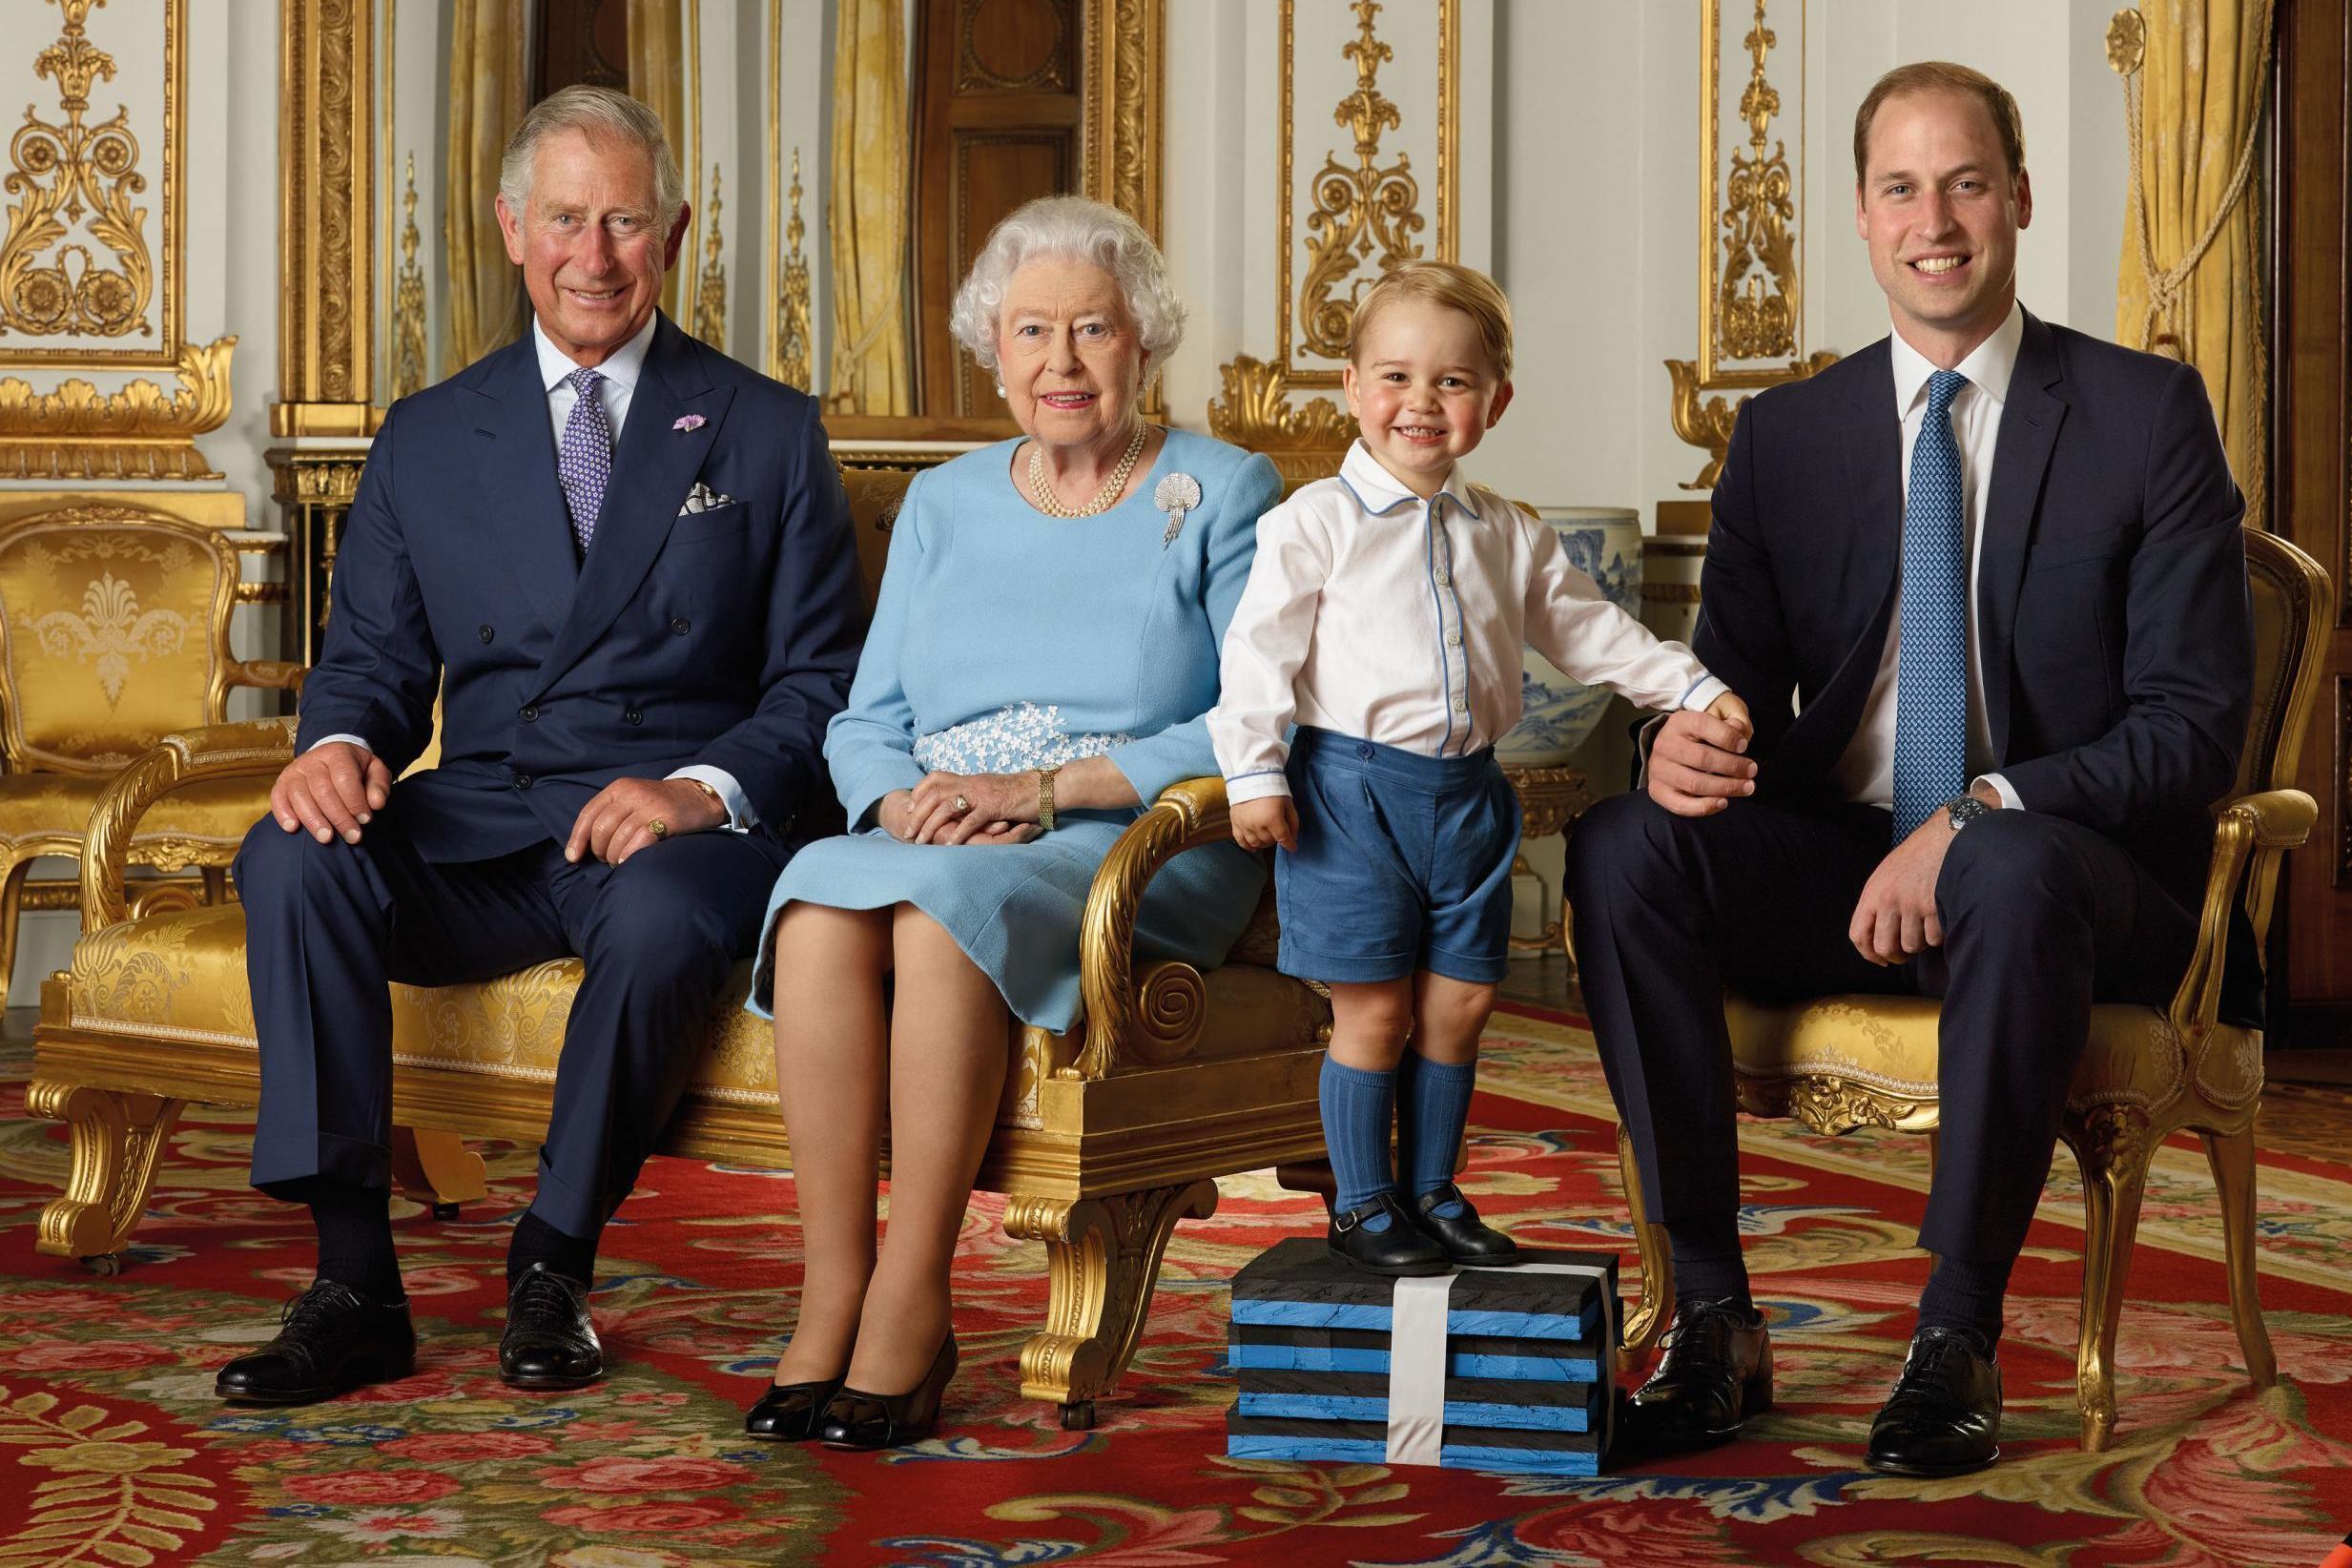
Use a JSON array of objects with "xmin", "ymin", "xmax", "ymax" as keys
[{"xmin": 1, "ymin": 1007, "xmax": 2348, "ymax": 1565}]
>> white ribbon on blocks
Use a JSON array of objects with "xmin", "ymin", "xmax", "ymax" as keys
[{"xmin": 1384, "ymin": 1261, "xmax": 1618, "ymax": 1467}]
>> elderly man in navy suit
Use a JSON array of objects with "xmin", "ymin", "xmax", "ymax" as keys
[
  {"xmin": 1568, "ymin": 63, "xmax": 2251, "ymax": 1475},
  {"xmin": 217, "ymin": 86, "xmax": 864, "ymax": 1405}
]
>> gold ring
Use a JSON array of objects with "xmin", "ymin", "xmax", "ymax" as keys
[
  {"xmin": 648, "ymin": 817, "xmax": 669, "ymax": 840},
  {"xmin": 952, "ymin": 794, "xmax": 971, "ymax": 814}
]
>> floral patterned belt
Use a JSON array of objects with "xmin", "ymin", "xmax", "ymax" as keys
[{"xmin": 910, "ymin": 702, "xmax": 1135, "ymax": 775}]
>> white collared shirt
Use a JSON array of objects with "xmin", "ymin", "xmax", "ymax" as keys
[
  {"xmin": 1210, "ymin": 441, "xmax": 1723, "ymax": 804},
  {"xmin": 1832, "ymin": 300, "xmax": 2025, "ymax": 813},
  {"xmin": 316, "ymin": 311, "xmax": 752, "ymax": 831}
]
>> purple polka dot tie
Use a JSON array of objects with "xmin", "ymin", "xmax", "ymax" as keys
[{"xmin": 557, "ymin": 367, "xmax": 611, "ymax": 551}]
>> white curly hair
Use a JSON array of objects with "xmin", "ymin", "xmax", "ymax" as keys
[{"xmin": 948, "ymin": 196, "xmax": 1185, "ymax": 387}]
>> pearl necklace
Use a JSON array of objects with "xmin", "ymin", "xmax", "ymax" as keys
[{"xmin": 1025, "ymin": 422, "xmax": 1149, "ymax": 518}]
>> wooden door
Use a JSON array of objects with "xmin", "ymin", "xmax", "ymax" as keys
[
  {"xmin": 2274, "ymin": 0, "xmax": 2352, "ymax": 1042},
  {"xmin": 910, "ymin": 0, "xmax": 1085, "ymax": 418}
]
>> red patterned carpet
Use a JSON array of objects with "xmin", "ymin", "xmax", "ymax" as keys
[{"xmin": 3, "ymin": 1003, "xmax": 2349, "ymax": 1566}]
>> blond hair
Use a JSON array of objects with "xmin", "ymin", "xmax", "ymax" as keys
[
  {"xmin": 1853, "ymin": 62, "xmax": 2026, "ymax": 186},
  {"xmin": 1347, "ymin": 260, "xmax": 1514, "ymax": 382}
]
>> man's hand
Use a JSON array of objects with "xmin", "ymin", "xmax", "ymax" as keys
[
  {"xmin": 1231, "ymin": 796, "xmax": 1299, "ymax": 852},
  {"xmin": 1847, "ymin": 786, "xmax": 1999, "ymax": 965},
  {"xmin": 270, "ymin": 741, "xmax": 393, "ymax": 844},
  {"xmin": 1645, "ymin": 703, "xmax": 1757, "ymax": 817},
  {"xmin": 566, "ymin": 776, "xmax": 729, "ymax": 865}
]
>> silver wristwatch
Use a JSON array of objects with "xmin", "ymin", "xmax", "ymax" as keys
[{"xmin": 1944, "ymin": 794, "xmax": 1992, "ymax": 832}]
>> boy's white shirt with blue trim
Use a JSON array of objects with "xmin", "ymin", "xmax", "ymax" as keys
[{"xmin": 1207, "ymin": 439, "xmax": 1723, "ymax": 805}]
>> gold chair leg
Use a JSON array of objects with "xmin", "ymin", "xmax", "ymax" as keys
[
  {"xmin": 26, "ymin": 1082, "xmax": 185, "ymax": 1270},
  {"xmin": 2199, "ymin": 1124, "xmax": 2278, "ymax": 1390},
  {"xmin": 1003, "ymin": 1179, "xmax": 1218, "ymax": 1430},
  {"xmin": 2066, "ymin": 1105, "xmax": 2154, "ymax": 1453},
  {"xmin": 0, "ymin": 852, "xmax": 28, "ymax": 1015},
  {"xmin": 390, "ymin": 1126, "xmax": 487, "ymax": 1219},
  {"xmin": 1617, "ymin": 1124, "xmax": 1673, "ymax": 1374}
]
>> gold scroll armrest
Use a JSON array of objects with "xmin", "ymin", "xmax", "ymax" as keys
[
  {"xmin": 2167, "ymin": 788, "xmax": 2317, "ymax": 1043},
  {"xmin": 230, "ymin": 658, "xmax": 308, "ymax": 693},
  {"xmin": 1064, "ymin": 775, "xmax": 1235, "ymax": 1083},
  {"xmin": 79, "ymin": 718, "xmax": 297, "ymax": 934}
]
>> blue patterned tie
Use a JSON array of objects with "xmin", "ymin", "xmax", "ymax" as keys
[
  {"xmin": 556, "ymin": 366, "xmax": 610, "ymax": 551},
  {"xmin": 1891, "ymin": 368, "xmax": 1970, "ymax": 840}
]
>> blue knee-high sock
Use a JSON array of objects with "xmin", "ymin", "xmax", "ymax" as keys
[
  {"xmin": 1320, "ymin": 1058, "xmax": 1398, "ymax": 1229},
  {"xmin": 1396, "ymin": 1051, "xmax": 1476, "ymax": 1217}
]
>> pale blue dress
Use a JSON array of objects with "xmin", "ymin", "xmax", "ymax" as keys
[{"xmin": 750, "ymin": 429, "xmax": 1282, "ymax": 1030}]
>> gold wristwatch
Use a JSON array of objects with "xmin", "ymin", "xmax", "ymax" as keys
[{"xmin": 1037, "ymin": 765, "xmax": 1063, "ymax": 833}]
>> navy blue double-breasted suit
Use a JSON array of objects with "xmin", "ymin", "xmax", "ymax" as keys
[
  {"xmin": 1568, "ymin": 309, "xmax": 2253, "ymax": 1268},
  {"xmin": 236, "ymin": 314, "xmax": 864, "ymax": 1235}
]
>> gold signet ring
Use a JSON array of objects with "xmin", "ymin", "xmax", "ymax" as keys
[{"xmin": 648, "ymin": 818, "xmax": 670, "ymax": 840}]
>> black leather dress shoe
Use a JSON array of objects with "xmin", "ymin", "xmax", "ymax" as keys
[
  {"xmin": 745, "ymin": 1373, "xmax": 845, "ymax": 1441},
  {"xmin": 215, "ymin": 1281, "xmax": 416, "ymax": 1406},
  {"xmin": 498, "ymin": 1263, "xmax": 602, "ymax": 1390},
  {"xmin": 1409, "ymin": 1183, "xmax": 1521, "ymax": 1265},
  {"xmin": 1625, "ymin": 1297, "xmax": 1773, "ymax": 1450},
  {"xmin": 1327, "ymin": 1192, "xmax": 1451, "ymax": 1276},
  {"xmin": 1867, "ymin": 1326, "xmax": 2001, "ymax": 1475},
  {"xmin": 818, "ymin": 1334, "xmax": 958, "ymax": 1451}
]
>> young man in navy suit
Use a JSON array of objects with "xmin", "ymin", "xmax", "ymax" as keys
[
  {"xmin": 217, "ymin": 87, "xmax": 864, "ymax": 1404},
  {"xmin": 1569, "ymin": 63, "xmax": 2250, "ymax": 1475}
]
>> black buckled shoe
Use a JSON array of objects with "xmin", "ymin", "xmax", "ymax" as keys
[
  {"xmin": 1625, "ymin": 1296, "xmax": 1773, "ymax": 1451},
  {"xmin": 498, "ymin": 1263, "xmax": 603, "ymax": 1391},
  {"xmin": 1327, "ymin": 1191, "xmax": 1452, "ymax": 1277},
  {"xmin": 1867, "ymin": 1326, "xmax": 2001, "ymax": 1475},
  {"xmin": 1408, "ymin": 1183, "xmax": 1521, "ymax": 1266},
  {"xmin": 818, "ymin": 1334, "xmax": 958, "ymax": 1451},
  {"xmin": 215, "ymin": 1281, "xmax": 416, "ymax": 1406},
  {"xmin": 745, "ymin": 1373, "xmax": 846, "ymax": 1442}
]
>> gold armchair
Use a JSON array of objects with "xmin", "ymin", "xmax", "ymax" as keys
[
  {"xmin": 1615, "ymin": 526, "xmax": 2334, "ymax": 1452},
  {"xmin": 0, "ymin": 505, "xmax": 301, "ymax": 1009}
]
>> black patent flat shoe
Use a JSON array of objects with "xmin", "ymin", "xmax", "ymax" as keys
[
  {"xmin": 1409, "ymin": 1182, "xmax": 1521, "ymax": 1265},
  {"xmin": 745, "ymin": 1373, "xmax": 846, "ymax": 1441},
  {"xmin": 818, "ymin": 1334, "xmax": 959, "ymax": 1451},
  {"xmin": 215, "ymin": 1281, "xmax": 416, "ymax": 1406},
  {"xmin": 1327, "ymin": 1191, "xmax": 1451, "ymax": 1277}
]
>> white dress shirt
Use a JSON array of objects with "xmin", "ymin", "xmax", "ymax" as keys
[
  {"xmin": 1831, "ymin": 301, "xmax": 2024, "ymax": 814},
  {"xmin": 1211, "ymin": 441, "xmax": 1723, "ymax": 804},
  {"xmin": 315, "ymin": 313, "xmax": 753, "ymax": 830}
]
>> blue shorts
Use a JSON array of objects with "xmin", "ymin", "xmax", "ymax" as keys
[{"xmin": 1274, "ymin": 727, "xmax": 1522, "ymax": 985}]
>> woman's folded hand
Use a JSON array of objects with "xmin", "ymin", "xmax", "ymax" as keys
[{"xmin": 902, "ymin": 771, "xmax": 1043, "ymax": 844}]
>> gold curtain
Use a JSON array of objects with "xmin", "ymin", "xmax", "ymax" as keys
[
  {"xmin": 2115, "ymin": 0, "xmax": 2276, "ymax": 526},
  {"xmin": 444, "ymin": 0, "xmax": 532, "ymax": 371},
  {"xmin": 627, "ymin": 0, "xmax": 691, "ymax": 321},
  {"xmin": 827, "ymin": 0, "xmax": 912, "ymax": 415}
]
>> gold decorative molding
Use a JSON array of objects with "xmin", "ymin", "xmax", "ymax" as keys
[
  {"xmin": 275, "ymin": 0, "xmax": 378, "ymax": 437},
  {"xmin": 0, "ymin": 334, "xmax": 232, "ymax": 480},
  {"xmin": 1667, "ymin": 0, "xmax": 1832, "ymax": 490},
  {"xmin": 1204, "ymin": 354, "xmax": 1357, "ymax": 489},
  {"xmin": 1082, "ymin": 0, "xmax": 1163, "ymax": 245},
  {"xmin": 0, "ymin": 0, "xmax": 181, "ymax": 361},
  {"xmin": 691, "ymin": 163, "xmax": 726, "ymax": 347},
  {"xmin": 774, "ymin": 148, "xmax": 812, "ymax": 390},
  {"xmin": 390, "ymin": 152, "xmax": 425, "ymax": 401}
]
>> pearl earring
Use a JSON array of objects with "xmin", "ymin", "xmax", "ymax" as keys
[{"xmin": 995, "ymin": 382, "xmax": 1006, "ymax": 397}]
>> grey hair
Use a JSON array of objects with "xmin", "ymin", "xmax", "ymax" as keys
[
  {"xmin": 948, "ymin": 196, "xmax": 1185, "ymax": 386},
  {"xmin": 499, "ymin": 85, "xmax": 686, "ymax": 233}
]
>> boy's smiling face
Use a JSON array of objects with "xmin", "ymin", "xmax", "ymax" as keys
[{"xmin": 1343, "ymin": 297, "xmax": 1513, "ymax": 498}]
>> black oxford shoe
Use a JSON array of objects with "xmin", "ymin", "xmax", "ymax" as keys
[
  {"xmin": 819, "ymin": 1335, "xmax": 958, "ymax": 1451},
  {"xmin": 498, "ymin": 1263, "xmax": 603, "ymax": 1391},
  {"xmin": 215, "ymin": 1281, "xmax": 416, "ymax": 1406},
  {"xmin": 1867, "ymin": 1326, "xmax": 2001, "ymax": 1475},
  {"xmin": 1626, "ymin": 1296, "xmax": 1773, "ymax": 1450},
  {"xmin": 1327, "ymin": 1191, "xmax": 1451, "ymax": 1277},
  {"xmin": 745, "ymin": 1373, "xmax": 846, "ymax": 1442},
  {"xmin": 1409, "ymin": 1182, "xmax": 1521, "ymax": 1266}
]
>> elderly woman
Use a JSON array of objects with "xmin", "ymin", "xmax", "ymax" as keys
[{"xmin": 740, "ymin": 196, "xmax": 1280, "ymax": 1450}]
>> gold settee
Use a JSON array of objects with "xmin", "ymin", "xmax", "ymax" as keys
[
  {"xmin": 29, "ymin": 468, "xmax": 1336, "ymax": 1429},
  {"xmin": 1614, "ymin": 526, "xmax": 2333, "ymax": 1453}
]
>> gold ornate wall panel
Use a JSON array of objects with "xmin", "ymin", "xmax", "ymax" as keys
[
  {"xmin": 1081, "ymin": 0, "xmax": 1163, "ymax": 253},
  {"xmin": 276, "ymin": 0, "xmax": 377, "ymax": 439},
  {"xmin": 1666, "ymin": 0, "xmax": 1834, "ymax": 490}
]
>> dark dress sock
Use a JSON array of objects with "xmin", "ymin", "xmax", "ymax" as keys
[
  {"xmin": 1916, "ymin": 1252, "xmax": 2011, "ymax": 1348},
  {"xmin": 298, "ymin": 1178, "xmax": 403, "ymax": 1303},
  {"xmin": 508, "ymin": 1210, "xmax": 598, "ymax": 1289},
  {"xmin": 1666, "ymin": 1213, "xmax": 1752, "ymax": 1310}
]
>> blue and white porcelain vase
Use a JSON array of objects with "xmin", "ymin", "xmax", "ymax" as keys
[{"xmin": 1497, "ymin": 505, "xmax": 1646, "ymax": 768}]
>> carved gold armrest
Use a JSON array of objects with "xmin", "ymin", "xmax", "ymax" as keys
[
  {"xmin": 79, "ymin": 718, "xmax": 297, "ymax": 933},
  {"xmin": 230, "ymin": 658, "xmax": 308, "ymax": 693},
  {"xmin": 1064, "ymin": 775, "xmax": 1235, "ymax": 1083},
  {"xmin": 2167, "ymin": 788, "xmax": 2316, "ymax": 1043}
]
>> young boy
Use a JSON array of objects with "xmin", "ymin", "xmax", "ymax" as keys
[{"xmin": 1209, "ymin": 261, "xmax": 1750, "ymax": 1277}]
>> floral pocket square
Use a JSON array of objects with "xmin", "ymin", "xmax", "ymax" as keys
[{"xmin": 678, "ymin": 482, "xmax": 735, "ymax": 515}]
